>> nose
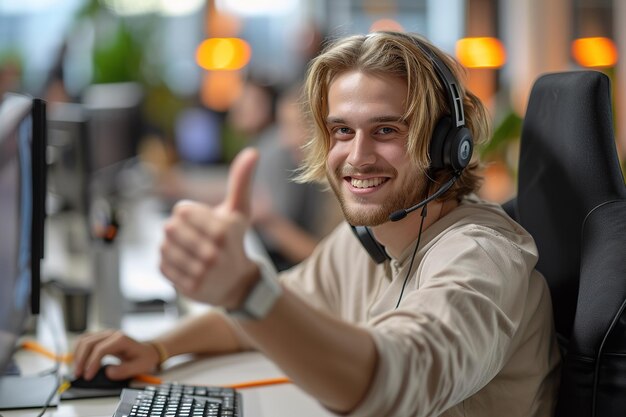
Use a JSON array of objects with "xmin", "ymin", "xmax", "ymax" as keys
[{"xmin": 346, "ymin": 132, "xmax": 376, "ymax": 167}]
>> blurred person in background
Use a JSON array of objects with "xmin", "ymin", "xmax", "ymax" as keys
[
  {"xmin": 251, "ymin": 84, "xmax": 341, "ymax": 270},
  {"xmin": 40, "ymin": 43, "xmax": 73, "ymax": 106},
  {"xmin": 222, "ymin": 77, "xmax": 278, "ymax": 162},
  {"xmin": 0, "ymin": 55, "xmax": 22, "ymax": 98},
  {"xmin": 156, "ymin": 77, "xmax": 278, "ymax": 204}
]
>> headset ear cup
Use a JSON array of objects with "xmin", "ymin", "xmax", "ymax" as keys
[
  {"xmin": 431, "ymin": 117, "xmax": 473, "ymax": 172},
  {"xmin": 448, "ymin": 127, "xmax": 473, "ymax": 171},
  {"xmin": 429, "ymin": 116, "xmax": 452, "ymax": 170},
  {"xmin": 350, "ymin": 225, "xmax": 390, "ymax": 264}
]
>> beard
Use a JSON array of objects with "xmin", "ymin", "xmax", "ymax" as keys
[{"xmin": 327, "ymin": 163, "xmax": 429, "ymax": 227}]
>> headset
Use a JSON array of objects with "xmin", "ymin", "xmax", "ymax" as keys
[{"xmin": 350, "ymin": 34, "xmax": 473, "ymax": 264}]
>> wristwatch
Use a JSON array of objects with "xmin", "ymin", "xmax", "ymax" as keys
[{"xmin": 228, "ymin": 263, "xmax": 283, "ymax": 320}]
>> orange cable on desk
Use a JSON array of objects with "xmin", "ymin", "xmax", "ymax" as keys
[
  {"xmin": 21, "ymin": 340, "xmax": 73, "ymax": 363},
  {"xmin": 134, "ymin": 375, "xmax": 292, "ymax": 389},
  {"xmin": 22, "ymin": 340, "xmax": 292, "ymax": 390},
  {"xmin": 134, "ymin": 374, "xmax": 163, "ymax": 385},
  {"xmin": 225, "ymin": 377, "xmax": 291, "ymax": 389}
]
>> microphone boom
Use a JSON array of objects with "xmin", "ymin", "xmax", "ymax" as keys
[{"xmin": 389, "ymin": 175, "xmax": 458, "ymax": 222}]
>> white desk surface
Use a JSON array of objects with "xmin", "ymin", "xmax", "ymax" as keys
[
  {"xmin": 3, "ymin": 290, "xmax": 334, "ymax": 417},
  {"xmin": 5, "ymin": 342, "xmax": 334, "ymax": 417}
]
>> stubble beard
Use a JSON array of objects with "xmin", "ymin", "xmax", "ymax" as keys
[{"xmin": 327, "ymin": 164, "xmax": 429, "ymax": 227}]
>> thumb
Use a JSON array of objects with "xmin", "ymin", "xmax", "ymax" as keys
[{"xmin": 222, "ymin": 147, "xmax": 259, "ymax": 215}]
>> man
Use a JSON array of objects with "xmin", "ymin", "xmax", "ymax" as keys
[{"xmin": 74, "ymin": 31, "xmax": 560, "ymax": 416}]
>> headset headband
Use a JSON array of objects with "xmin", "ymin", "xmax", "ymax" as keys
[
  {"xmin": 409, "ymin": 36, "xmax": 466, "ymax": 129},
  {"xmin": 364, "ymin": 32, "xmax": 465, "ymax": 129}
]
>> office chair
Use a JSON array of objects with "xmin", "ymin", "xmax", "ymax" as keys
[{"xmin": 503, "ymin": 70, "xmax": 626, "ymax": 417}]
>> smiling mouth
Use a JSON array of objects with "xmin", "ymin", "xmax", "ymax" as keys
[{"xmin": 348, "ymin": 177, "xmax": 389, "ymax": 189}]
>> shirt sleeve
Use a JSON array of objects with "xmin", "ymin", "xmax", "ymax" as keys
[
  {"xmin": 346, "ymin": 225, "xmax": 537, "ymax": 417},
  {"xmin": 278, "ymin": 223, "xmax": 355, "ymax": 315}
]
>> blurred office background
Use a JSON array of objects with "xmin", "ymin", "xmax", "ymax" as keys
[
  {"xmin": 1, "ymin": 0, "xmax": 624, "ymax": 202},
  {"xmin": 1, "ymin": 0, "xmax": 624, "ymax": 319}
]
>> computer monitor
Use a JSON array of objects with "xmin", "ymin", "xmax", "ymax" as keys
[
  {"xmin": 47, "ymin": 102, "xmax": 89, "ymax": 215},
  {"xmin": 47, "ymin": 82, "xmax": 143, "ymax": 213},
  {"xmin": 46, "ymin": 83, "xmax": 143, "ymax": 250},
  {"xmin": 0, "ymin": 93, "xmax": 35, "ymax": 373},
  {"xmin": 31, "ymin": 96, "xmax": 47, "ymax": 316},
  {"xmin": 0, "ymin": 93, "xmax": 56, "ymax": 410},
  {"xmin": 45, "ymin": 85, "xmax": 144, "ymax": 330},
  {"xmin": 82, "ymin": 82, "xmax": 143, "ymax": 199}
]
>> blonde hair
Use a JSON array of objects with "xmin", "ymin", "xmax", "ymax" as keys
[{"xmin": 296, "ymin": 31, "xmax": 490, "ymax": 200}]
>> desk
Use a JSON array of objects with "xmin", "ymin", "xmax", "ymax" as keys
[
  {"xmin": 3, "ymin": 351, "xmax": 334, "ymax": 417},
  {"xmin": 3, "ymin": 297, "xmax": 334, "ymax": 417}
]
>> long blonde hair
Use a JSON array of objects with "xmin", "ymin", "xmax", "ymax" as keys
[{"xmin": 296, "ymin": 31, "xmax": 490, "ymax": 200}]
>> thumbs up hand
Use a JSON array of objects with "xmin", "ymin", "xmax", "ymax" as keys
[{"xmin": 159, "ymin": 148, "xmax": 261, "ymax": 309}]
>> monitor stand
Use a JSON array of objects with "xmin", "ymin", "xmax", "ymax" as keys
[{"xmin": 0, "ymin": 373, "xmax": 60, "ymax": 410}]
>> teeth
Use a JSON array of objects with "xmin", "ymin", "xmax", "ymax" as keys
[{"xmin": 351, "ymin": 177, "xmax": 386, "ymax": 189}]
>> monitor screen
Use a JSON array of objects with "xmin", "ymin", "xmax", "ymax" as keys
[{"xmin": 0, "ymin": 93, "xmax": 46, "ymax": 374}]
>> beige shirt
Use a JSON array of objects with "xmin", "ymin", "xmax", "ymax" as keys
[{"xmin": 279, "ymin": 195, "xmax": 561, "ymax": 417}]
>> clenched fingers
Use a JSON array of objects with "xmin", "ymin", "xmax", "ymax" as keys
[{"xmin": 73, "ymin": 330, "xmax": 124, "ymax": 379}]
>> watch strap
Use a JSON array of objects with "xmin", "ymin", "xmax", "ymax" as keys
[{"xmin": 228, "ymin": 262, "xmax": 282, "ymax": 320}]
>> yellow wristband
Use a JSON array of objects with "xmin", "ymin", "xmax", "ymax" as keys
[{"xmin": 146, "ymin": 341, "xmax": 168, "ymax": 371}]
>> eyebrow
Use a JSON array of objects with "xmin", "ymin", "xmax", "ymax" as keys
[{"xmin": 325, "ymin": 115, "xmax": 408, "ymax": 125}]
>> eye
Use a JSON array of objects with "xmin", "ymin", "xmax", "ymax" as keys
[
  {"xmin": 331, "ymin": 126, "xmax": 354, "ymax": 139},
  {"xmin": 376, "ymin": 126, "xmax": 398, "ymax": 136}
]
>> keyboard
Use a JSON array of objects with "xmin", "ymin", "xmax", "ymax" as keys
[{"xmin": 112, "ymin": 382, "xmax": 242, "ymax": 417}]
